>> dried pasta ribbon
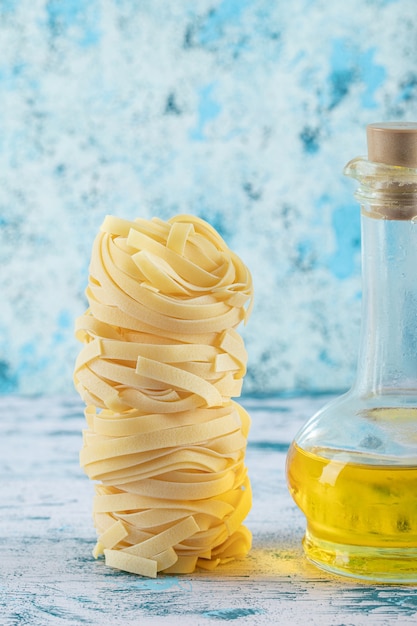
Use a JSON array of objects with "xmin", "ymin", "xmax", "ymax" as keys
[{"xmin": 74, "ymin": 214, "xmax": 253, "ymax": 577}]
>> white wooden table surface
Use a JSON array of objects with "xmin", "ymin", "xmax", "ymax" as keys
[{"xmin": 2, "ymin": 394, "xmax": 417, "ymax": 626}]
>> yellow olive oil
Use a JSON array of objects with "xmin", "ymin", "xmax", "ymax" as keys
[{"xmin": 286, "ymin": 442, "xmax": 417, "ymax": 581}]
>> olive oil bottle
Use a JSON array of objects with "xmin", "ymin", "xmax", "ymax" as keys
[{"xmin": 286, "ymin": 123, "xmax": 417, "ymax": 582}]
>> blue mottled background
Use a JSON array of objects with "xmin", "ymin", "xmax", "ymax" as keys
[{"xmin": 1, "ymin": 0, "xmax": 416, "ymax": 396}]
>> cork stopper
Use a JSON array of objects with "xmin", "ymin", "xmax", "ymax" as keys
[{"xmin": 367, "ymin": 122, "xmax": 417, "ymax": 168}]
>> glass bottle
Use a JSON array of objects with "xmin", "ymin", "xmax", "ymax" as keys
[{"xmin": 286, "ymin": 122, "xmax": 417, "ymax": 582}]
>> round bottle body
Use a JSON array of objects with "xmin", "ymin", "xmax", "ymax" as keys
[{"xmin": 287, "ymin": 394, "xmax": 417, "ymax": 581}]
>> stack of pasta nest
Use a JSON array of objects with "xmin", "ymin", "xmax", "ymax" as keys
[{"xmin": 74, "ymin": 214, "xmax": 254, "ymax": 577}]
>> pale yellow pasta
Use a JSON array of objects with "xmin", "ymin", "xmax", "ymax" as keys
[
  {"xmin": 104, "ymin": 549, "xmax": 158, "ymax": 578},
  {"xmin": 74, "ymin": 214, "xmax": 253, "ymax": 577},
  {"xmin": 95, "ymin": 519, "xmax": 128, "ymax": 553}
]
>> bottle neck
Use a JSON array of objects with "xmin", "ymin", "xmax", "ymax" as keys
[{"xmin": 354, "ymin": 213, "xmax": 417, "ymax": 397}]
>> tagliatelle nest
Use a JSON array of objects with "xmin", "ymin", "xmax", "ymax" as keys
[{"xmin": 74, "ymin": 214, "xmax": 254, "ymax": 577}]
